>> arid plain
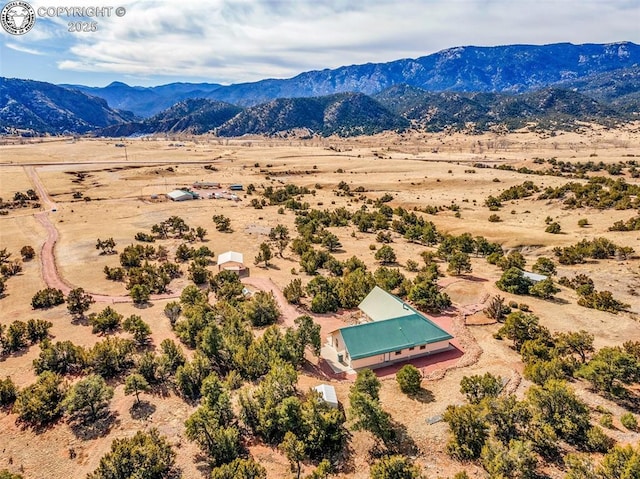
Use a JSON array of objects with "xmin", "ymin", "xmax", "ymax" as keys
[{"xmin": 1, "ymin": 126, "xmax": 639, "ymax": 479}]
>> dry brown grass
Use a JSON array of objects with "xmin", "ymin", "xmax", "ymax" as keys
[{"xmin": 1, "ymin": 126, "xmax": 639, "ymax": 478}]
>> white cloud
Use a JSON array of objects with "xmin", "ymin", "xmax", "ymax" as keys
[
  {"xmin": 7, "ymin": 0, "xmax": 640, "ymax": 84},
  {"xmin": 5, "ymin": 42, "xmax": 45, "ymax": 55}
]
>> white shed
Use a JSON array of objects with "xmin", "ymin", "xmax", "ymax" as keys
[
  {"xmin": 313, "ymin": 384, "xmax": 338, "ymax": 409},
  {"xmin": 523, "ymin": 271, "xmax": 548, "ymax": 283},
  {"xmin": 217, "ymin": 251, "xmax": 244, "ymax": 268},
  {"xmin": 216, "ymin": 251, "xmax": 247, "ymax": 276},
  {"xmin": 166, "ymin": 189, "xmax": 194, "ymax": 201}
]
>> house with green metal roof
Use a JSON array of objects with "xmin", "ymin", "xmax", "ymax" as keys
[{"xmin": 326, "ymin": 286, "xmax": 453, "ymax": 370}]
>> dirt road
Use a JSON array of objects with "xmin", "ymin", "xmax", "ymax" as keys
[{"xmin": 25, "ymin": 165, "xmax": 183, "ymax": 304}]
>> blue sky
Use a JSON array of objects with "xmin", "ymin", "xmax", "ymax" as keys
[{"xmin": 1, "ymin": 0, "xmax": 638, "ymax": 87}]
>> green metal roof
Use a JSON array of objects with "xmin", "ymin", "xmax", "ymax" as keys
[{"xmin": 339, "ymin": 313, "xmax": 453, "ymax": 360}]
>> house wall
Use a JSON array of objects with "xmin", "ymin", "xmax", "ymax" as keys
[
  {"xmin": 326, "ymin": 331, "xmax": 452, "ymax": 370},
  {"xmin": 349, "ymin": 339, "xmax": 451, "ymax": 370}
]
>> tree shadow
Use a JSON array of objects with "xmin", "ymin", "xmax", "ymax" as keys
[
  {"xmin": 193, "ymin": 453, "xmax": 213, "ymax": 477},
  {"xmin": 389, "ymin": 419, "xmax": 418, "ymax": 457},
  {"xmin": 367, "ymin": 420, "xmax": 418, "ymax": 459},
  {"xmin": 333, "ymin": 431, "xmax": 356, "ymax": 475},
  {"xmin": 151, "ymin": 383, "xmax": 172, "ymax": 398},
  {"xmin": 409, "ymin": 387, "xmax": 435, "ymax": 404},
  {"xmin": 459, "ymin": 275, "xmax": 489, "ymax": 283},
  {"xmin": 130, "ymin": 400, "xmax": 156, "ymax": 420},
  {"xmin": 134, "ymin": 302, "xmax": 155, "ymax": 310},
  {"xmin": 605, "ymin": 390, "xmax": 640, "ymax": 414},
  {"xmin": 69, "ymin": 409, "xmax": 119, "ymax": 440},
  {"xmin": 70, "ymin": 315, "xmax": 89, "ymax": 327}
]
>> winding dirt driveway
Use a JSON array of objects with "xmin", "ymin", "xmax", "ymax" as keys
[{"xmin": 25, "ymin": 166, "xmax": 183, "ymax": 304}]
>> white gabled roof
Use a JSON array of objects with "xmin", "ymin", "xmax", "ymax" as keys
[
  {"xmin": 217, "ymin": 251, "xmax": 244, "ymax": 266},
  {"xmin": 313, "ymin": 384, "xmax": 338, "ymax": 407},
  {"xmin": 523, "ymin": 271, "xmax": 548, "ymax": 283},
  {"xmin": 167, "ymin": 189, "xmax": 193, "ymax": 200},
  {"xmin": 358, "ymin": 285, "xmax": 412, "ymax": 322}
]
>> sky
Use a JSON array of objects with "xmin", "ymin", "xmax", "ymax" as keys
[{"xmin": 0, "ymin": 0, "xmax": 638, "ymax": 87}]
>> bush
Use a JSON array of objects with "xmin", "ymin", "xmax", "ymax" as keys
[
  {"xmin": 488, "ymin": 214, "xmax": 502, "ymax": 222},
  {"xmin": 545, "ymin": 222, "xmax": 562, "ymax": 234},
  {"xmin": 621, "ymin": 412, "xmax": 638, "ymax": 431},
  {"xmin": 374, "ymin": 245, "xmax": 396, "ymax": 264},
  {"xmin": 405, "ymin": 259, "xmax": 419, "ymax": 272},
  {"xmin": 600, "ymin": 413, "xmax": 614, "ymax": 429},
  {"xmin": 396, "ymin": 365, "xmax": 422, "ymax": 395},
  {"xmin": 31, "ymin": 288, "xmax": 65, "ymax": 309},
  {"xmin": 283, "ymin": 278, "xmax": 305, "ymax": 305},
  {"xmin": 243, "ymin": 291, "xmax": 281, "ymax": 327},
  {"xmin": 0, "ymin": 377, "xmax": 17, "ymax": 407},
  {"xmin": 20, "ymin": 245, "xmax": 35, "ymax": 260},
  {"xmin": 370, "ymin": 455, "xmax": 422, "ymax": 479},
  {"xmin": 88, "ymin": 306, "xmax": 123, "ymax": 335},
  {"xmin": 14, "ymin": 371, "xmax": 65, "ymax": 427},
  {"xmin": 585, "ymin": 426, "xmax": 614, "ymax": 453},
  {"xmin": 87, "ymin": 429, "xmax": 176, "ymax": 479}
]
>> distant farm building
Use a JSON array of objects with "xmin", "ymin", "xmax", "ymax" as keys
[
  {"xmin": 193, "ymin": 181, "xmax": 220, "ymax": 189},
  {"xmin": 209, "ymin": 192, "xmax": 240, "ymax": 201},
  {"xmin": 313, "ymin": 384, "xmax": 339, "ymax": 409},
  {"xmin": 217, "ymin": 251, "xmax": 248, "ymax": 276},
  {"xmin": 325, "ymin": 286, "xmax": 453, "ymax": 370},
  {"xmin": 522, "ymin": 271, "xmax": 548, "ymax": 283},
  {"xmin": 229, "ymin": 184, "xmax": 244, "ymax": 191},
  {"xmin": 166, "ymin": 189, "xmax": 195, "ymax": 201}
]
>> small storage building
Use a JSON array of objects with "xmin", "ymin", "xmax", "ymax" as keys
[
  {"xmin": 166, "ymin": 189, "xmax": 194, "ymax": 201},
  {"xmin": 522, "ymin": 271, "xmax": 548, "ymax": 283},
  {"xmin": 313, "ymin": 384, "xmax": 338, "ymax": 409},
  {"xmin": 216, "ymin": 251, "xmax": 247, "ymax": 276},
  {"xmin": 229, "ymin": 184, "xmax": 243, "ymax": 191}
]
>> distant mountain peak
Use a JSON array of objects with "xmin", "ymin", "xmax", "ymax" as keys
[{"xmin": 105, "ymin": 81, "xmax": 130, "ymax": 88}]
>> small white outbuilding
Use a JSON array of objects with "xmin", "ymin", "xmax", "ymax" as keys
[
  {"xmin": 166, "ymin": 189, "xmax": 194, "ymax": 201},
  {"xmin": 313, "ymin": 384, "xmax": 339, "ymax": 409}
]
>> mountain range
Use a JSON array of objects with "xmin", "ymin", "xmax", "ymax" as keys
[{"xmin": 2, "ymin": 42, "xmax": 640, "ymax": 137}]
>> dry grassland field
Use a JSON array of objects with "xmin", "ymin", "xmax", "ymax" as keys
[{"xmin": 0, "ymin": 126, "xmax": 639, "ymax": 479}]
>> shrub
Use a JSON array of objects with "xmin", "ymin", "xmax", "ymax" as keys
[
  {"xmin": 31, "ymin": 288, "xmax": 65, "ymax": 309},
  {"xmin": 405, "ymin": 259, "xmax": 419, "ymax": 272},
  {"xmin": 87, "ymin": 429, "xmax": 176, "ymax": 479},
  {"xmin": 370, "ymin": 455, "xmax": 422, "ymax": 479},
  {"xmin": 545, "ymin": 222, "xmax": 562, "ymax": 234},
  {"xmin": 621, "ymin": 413, "xmax": 638, "ymax": 431},
  {"xmin": 600, "ymin": 413, "xmax": 614, "ymax": 429},
  {"xmin": 396, "ymin": 365, "xmax": 422, "ymax": 395},
  {"xmin": 14, "ymin": 371, "xmax": 65, "ymax": 427},
  {"xmin": 0, "ymin": 377, "xmax": 17, "ymax": 407},
  {"xmin": 88, "ymin": 306, "xmax": 123, "ymax": 335},
  {"xmin": 488, "ymin": 214, "xmax": 501, "ymax": 222},
  {"xmin": 20, "ymin": 245, "xmax": 35, "ymax": 260},
  {"xmin": 374, "ymin": 245, "xmax": 396, "ymax": 264}
]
